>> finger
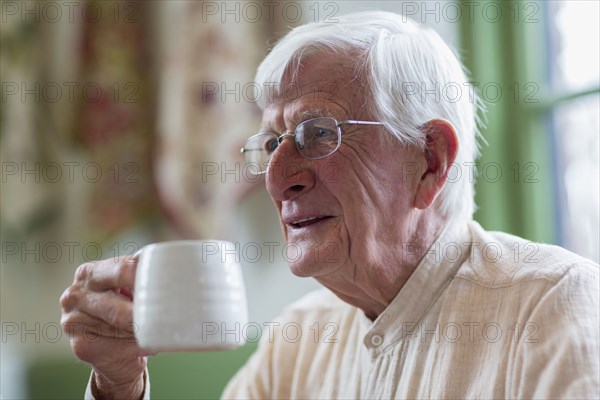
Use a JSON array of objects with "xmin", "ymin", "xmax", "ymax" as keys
[
  {"xmin": 116, "ymin": 287, "xmax": 134, "ymax": 301},
  {"xmin": 119, "ymin": 249, "xmax": 142, "ymax": 265},
  {"xmin": 76, "ymin": 257, "xmax": 138, "ymax": 291},
  {"xmin": 75, "ymin": 289, "xmax": 135, "ymax": 333},
  {"xmin": 62, "ymin": 309, "xmax": 135, "ymax": 340},
  {"xmin": 131, "ymin": 248, "xmax": 143, "ymax": 260},
  {"xmin": 61, "ymin": 284, "xmax": 135, "ymax": 337}
]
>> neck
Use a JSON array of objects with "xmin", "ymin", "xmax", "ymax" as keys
[{"xmin": 317, "ymin": 212, "xmax": 448, "ymax": 320}]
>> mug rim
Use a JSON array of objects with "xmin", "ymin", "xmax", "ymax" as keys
[{"xmin": 136, "ymin": 239, "xmax": 236, "ymax": 256}]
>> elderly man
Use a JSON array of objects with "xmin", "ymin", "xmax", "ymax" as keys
[{"xmin": 61, "ymin": 11, "xmax": 599, "ymax": 399}]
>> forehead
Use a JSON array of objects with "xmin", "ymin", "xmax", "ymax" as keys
[{"xmin": 261, "ymin": 52, "xmax": 367, "ymax": 126}]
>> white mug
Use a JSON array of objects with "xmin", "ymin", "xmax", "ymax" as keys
[{"xmin": 133, "ymin": 240, "xmax": 248, "ymax": 352}]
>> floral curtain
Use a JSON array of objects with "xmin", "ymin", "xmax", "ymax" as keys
[
  {"xmin": 74, "ymin": 0, "xmax": 157, "ymax": 242},
  {"xmin": 1, "ymin": 0, "xmax": 279, "ymax": 244},
  {"xmin": 154, "ymin": 1, "xmax": 268, "ymax": 238}
]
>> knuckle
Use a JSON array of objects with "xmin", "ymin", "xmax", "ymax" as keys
[
  {"xmin": 59, "ymin": 285, "xmax": 80, "ymax": 311},
  {"xmin": 71, "ymin": 336, "xmax": 95, "ymax": 363},
  {"xmin": 60, "ymin": 311, "xmax": 87, "ymax": 336},
  {"xmin": 61, "ymin": 317, "xmax": 82, "ymax": 339},
  {"xmin": 60, "ymin": 314, "xmax": 74, "ymax": 333},
  {"xmin": 74, "ymin": 262, "xmax": 93, "ymax": 283}
]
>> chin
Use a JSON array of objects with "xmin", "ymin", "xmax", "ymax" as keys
[
  {"xmin": 288, "ymin": 261, "xmax": 316, "ymax": 278},
  {"xmin": 288, "ymin": 259, "xmax": 330, "ymax": 278},
  {"xmin": 285, "ymin": 240, "xmax": 345, "ymax": 278}
]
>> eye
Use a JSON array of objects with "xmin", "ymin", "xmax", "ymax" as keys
[
  {"xmin": 264, "ymin": 138, "xmax": 278, "ymax": 154},
  {"xmin": 315, "ymin": 127, "xmax": 336, "ymax": 137}
]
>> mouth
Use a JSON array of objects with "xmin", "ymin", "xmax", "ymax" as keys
[{"xmin": 287, "ymin": 216, "xmax": 333, "ymax": 229}]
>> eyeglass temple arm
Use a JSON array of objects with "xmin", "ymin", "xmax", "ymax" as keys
[{"xmin": 338, "ymin": 120, "xmax": 385, "ymax": 126}]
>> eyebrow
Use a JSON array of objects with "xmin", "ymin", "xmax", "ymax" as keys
[
  {"xmin": 259, "ymin": 109, "xmax": 337, "ymax": 133},
  {"xmin": 296, "ymin": 109, "xmax": 336, "ymax": 122}
]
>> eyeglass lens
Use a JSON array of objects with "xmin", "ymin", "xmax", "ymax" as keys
[{"xmin": 243, "ymin": 117, "xmax": 341, "ymax": 174}]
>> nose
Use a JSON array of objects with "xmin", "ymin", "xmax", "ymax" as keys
[{"xmin": 266, "ymin": 134, "xmax": 315, "ymax": 202}]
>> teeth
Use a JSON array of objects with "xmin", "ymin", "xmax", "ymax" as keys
[
  {"xmin": 294, "ymin": 217, "xmax": 319, "ymax": 224},
  {"xmin": 291, "ymin": 216, "xmax": 322, "ymax": 226}
]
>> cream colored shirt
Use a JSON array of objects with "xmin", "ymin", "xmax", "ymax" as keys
[
  {"xmin": 222, "ymin": 221, "xmax": 599, "ymax": 399},
  {"xmin": 87, "ymin": 221, "xmax": 600, "ymax": 399}
]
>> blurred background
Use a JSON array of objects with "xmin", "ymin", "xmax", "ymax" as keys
[{"xmin": 1, "ymin": 0, "xmax": 598, "ymax": 398}]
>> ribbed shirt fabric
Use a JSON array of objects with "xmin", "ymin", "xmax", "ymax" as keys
[
  {"xmin": 222, "ymin": 221, "xmax": 599, "ymax": 399},
  {"xmin": 87, "ymin": 220, "xmax": 600, "ymax": 399}
]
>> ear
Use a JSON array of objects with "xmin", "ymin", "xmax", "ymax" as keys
[{"xmin": 413, "ymin": 119, "xmax": 459, "ymax": 210}]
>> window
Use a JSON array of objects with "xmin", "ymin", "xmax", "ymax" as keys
[
  {"xmin": 460, "ymin": 0, "xmax": 599, "ymax": 262},
  {"xmin": 547, "ymin": 1, "xmax": 600, "ymax": 261}
]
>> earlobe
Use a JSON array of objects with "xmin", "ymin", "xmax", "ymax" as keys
[{"xmin": 413, "ymin": 119, "xmax": 459, "ymax": 210}]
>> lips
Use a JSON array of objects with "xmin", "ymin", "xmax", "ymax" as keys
[{"xmin": 285, "ymin": 215, "xmax": 333, "ymax": 229}]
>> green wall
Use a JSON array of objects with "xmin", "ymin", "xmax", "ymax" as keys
[{"xmin": 26, "ymin": 344, "xmax": 257, "ymax": 399}]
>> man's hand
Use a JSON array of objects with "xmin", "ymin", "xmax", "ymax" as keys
[{"xmin": 60, "ymin": 256, "xmax": 149, "ymax": 399}]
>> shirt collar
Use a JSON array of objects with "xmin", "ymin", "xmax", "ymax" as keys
[{"xmin": 360, "ymin": 221, "xmax": 473, "ymax": 357}]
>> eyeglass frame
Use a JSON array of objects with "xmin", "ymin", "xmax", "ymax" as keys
[{"xmin": 240, "ymin": 117, "xmax": 386, "ymax": 175}]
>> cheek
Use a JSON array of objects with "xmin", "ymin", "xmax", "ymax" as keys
[
  {"xmin": 327, "ymin": 153, "xmax": 398, "ymax": 217},
  {"xmin": 325, "ymin": 153, "xmax": 414, "ymax": 249},
  {"xmin": 285, "ymin": 219, "xmax": 350, "ymax": 278},
  {"xmin": 273, "ymin": 202, "xmax": 288, "ymax": 241},
  {"xmin": 326, "ymin": 164, "xmax": 383, "ymax": 247}
]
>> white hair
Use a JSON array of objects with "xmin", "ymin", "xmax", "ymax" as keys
[{"xmin": 255, "ymin": 11, "xmax": 484, "ymax": 222}]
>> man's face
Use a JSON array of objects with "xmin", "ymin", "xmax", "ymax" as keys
[{"xmin": 262, "ymin": 53, "xmax": 424, "ymax": 283}]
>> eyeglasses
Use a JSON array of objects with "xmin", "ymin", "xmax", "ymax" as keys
[{"xmin": 240, "ymin": 117, "xmax": 385, "ymax": 175}]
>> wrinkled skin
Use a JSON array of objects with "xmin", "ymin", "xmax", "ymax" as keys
[
  {"xmin": 60, "ymin": 257, "xmax": 148, "ymax": 399},
  {"xmin": 263, "ymin": 54, "xmax": 458, "ymax": 319},
  {"xmin": 59, "ymin": 51, "xmax": 458, "ymax": 397}
]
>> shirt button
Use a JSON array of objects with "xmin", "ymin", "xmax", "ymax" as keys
[{"xmin": 370, "ymin": 334, "xmax": 383, "ymax": 347}]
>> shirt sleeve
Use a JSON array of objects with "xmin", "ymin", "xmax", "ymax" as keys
[
  {"xmin": 84, "ymin": 369, "xmax": 149, "ymax": 400},
  {"xmin": 221, "ymin": 289, "xmax": 343, "ymax": 399},
  {"xmin": 220, "ymin": 335, "xmax": 274, "ymax": 399},
  {"xmin": 509, "ymin": 262, "xmax": 600, "ymax": 399}
]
